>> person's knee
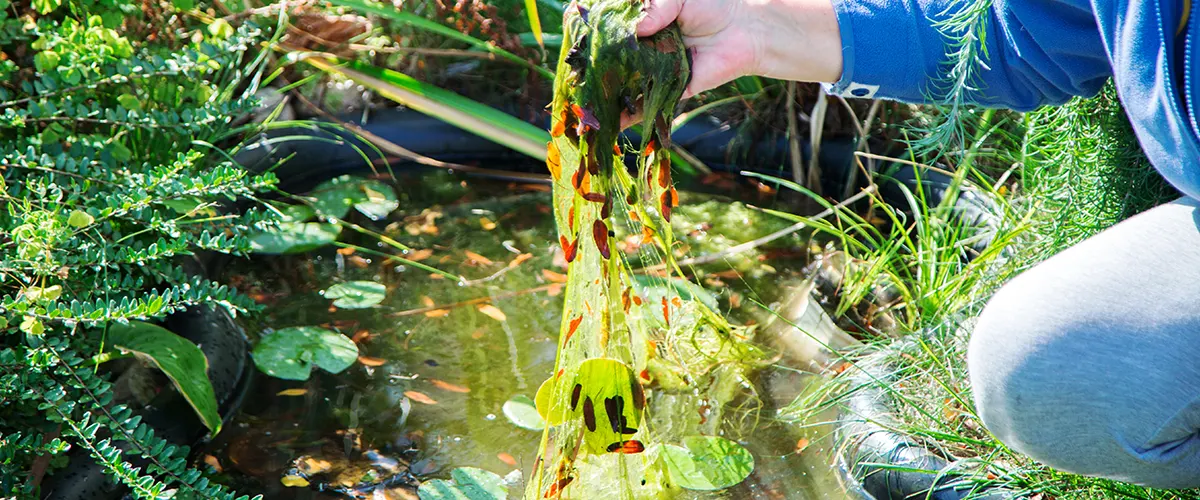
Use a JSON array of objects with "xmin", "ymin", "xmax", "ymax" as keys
[{"xmin": 967, "ymin": 267, "xmax": 1200, "ymax": 489}]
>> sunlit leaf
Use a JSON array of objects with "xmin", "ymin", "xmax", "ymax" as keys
[
  {"xmin": 534, "ymin": 375, "xmax": 569, "ymax": 425},
  {"xmin": 303, "ymin": 57, "xmax": 549, "ymax": 160},
  {"xmin": 106, "ymin": 321, "xmax": 223, "ymax": 434},
  {"xmin": 502, "ymin": 395, "xmax": 545, "ymax": 431},
  {"xmin": 524, "ymin": 0, "xmax": 543, "ymax": 48},
  {"xmin": 323, "ymin": 280, "xmax": 386, "ymax": 309},
  {"xmin": 416, "ymin": 467, "xmax": 507, "ymax": 499},
  {"xmin": 67, "ymin": 210, "xmax": 94, "ymax": 228},
  {"xmin": 252, "ymin": 326, "xmax": 359, "ymax": 380},
  {"xmin": 571, "ymin": 358, "xmax": 645, "ymax": 454},
  {"xmin": 660, "ymin": 436, "xmax": 754, "ymax": 491}
]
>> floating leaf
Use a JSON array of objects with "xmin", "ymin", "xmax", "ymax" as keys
[
  {"xmin": 323, "ymin": 281, "xmax": 386, "ymax": 309},
  {"xmin": 502, "ymin": 395, "xmax": 545, "ymax": 431},
  {"xmin": 660, "ymin": 436, "xmax": 754, "ymax": 491},
  {"xmin": 249, "ymin": 222, "xmax": 341, "ymax": 254},
  {"xmin": 107, "ymin": 321, "xmax": 222, "ymax": 434},
  {"xmin": 310, "ymin": 175, "xmax": 399, "ymax": 220},
  {"xmin": 406, "ymin": 390, "xmax": 438, "ymax": 405},
  {"xmin": 67, "ymin": 210, "xmax": 94, "ymax": 228},
  {"xmin": 476, "ymin": 304, "xmax": 506, "ymax": 322},
  {"xmin": 496, "ymin": 452, "xmax": 516, "ymax": 467},
  {"xmin": 417, "ymin": 467, "xmax": 507, "ymax": 500},
  {"xmin": 252, "ymin": 326, "xmax": 359, "ymax": 381}
]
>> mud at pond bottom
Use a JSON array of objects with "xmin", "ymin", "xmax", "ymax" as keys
[{"xmin": 210, "ymin": 188, "xmax": 855, "ymax": 499}]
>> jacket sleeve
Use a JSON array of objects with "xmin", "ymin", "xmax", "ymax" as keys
[{"xmin": 826, "ymin": 0, "xmax": 1113, "ymax": 111}]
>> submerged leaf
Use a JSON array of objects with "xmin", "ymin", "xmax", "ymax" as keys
[
  {"xmin": 660, "ymin": 436, "xmax": 754, "ymax": 491},
  {"xmin": 249, "ymin": 222, "xmax": 341, "ymax": 254},
  {"xmin": 417, "ymin": 467, "xmax": 507, "ymax": 499},
  {"xmin": 323, "ymin": 280, "xmax": 386, "ymax": 309}
]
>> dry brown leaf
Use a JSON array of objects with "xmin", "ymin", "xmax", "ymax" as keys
[
  {"xmin": 407, "ymin": 248, "xmax": 433, "ymax": 261},
  {"xmin": 337, "ymin": 247, "xmax": 356, "ymax": 256},
  {"xmin": 203, "ymin": 454, "xmax": 223, "ymax": 473},
  {"xmin": 497, "ymin": 452, "xmax": 517, "ymax": 467},
  {"xmin": 429, "ymin": 273, "xmax": 445, "ymax": 280},
  {"xmin": 358, "ymin": 356, "xmax": 387, "ymax": 367},
  {"xmin": 405, "ymin": 391, "xmax": 438, "ymax": 405},
  {"xmin": 464, "ymin": 250, "xmax": 494, "ymax": 266},
  {"xmin": 430, "ymin": 379, "xmax": 471, "ymax": 393},
  {"xmin": 540, "ymin": 269, "xmax": 568, "ymax": 283},
  {"xmin": 347, "ymin": 256, "xmax": 371, "ymax": 269},
  {"xmin": 420, "ymin": 296, "xmax": 435, "ymax": 307},
  {"xmin": 276, "ymin": 388, "xmax": 308, "ymax": 397},
  {"xmin": 480, "ymin": 217, "xmax": 497, "ymax": 230},
  {"xmin": 477, "ymin": 304, "xmax": 506, "ymax": 322},
  {"xmin": 351, "ymin": 329, "xmax": 372, "ymax": 343},
  {"xmin": 425, "ymin": 308, "xmax": 450, "ymax": 318},
  {"xmin": 795, "ymin": 438, "xmax": 810, "ymax": 453},
  {"xmin": 508, "ymin": 253, "xmax": 533, "ymax": 268},
  {"xmin": 547, "ymin": 284, "xmax": 563, "ymax": 296}
]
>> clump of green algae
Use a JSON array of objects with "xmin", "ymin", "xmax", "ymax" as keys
[{"xmin": 529, "ymin": 0, "xmax": 767, "ymax": 498}]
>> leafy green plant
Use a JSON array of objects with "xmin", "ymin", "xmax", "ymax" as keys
[{"xmin": 0, "ymin": 1, "xmax": 279, "ymax": 497}]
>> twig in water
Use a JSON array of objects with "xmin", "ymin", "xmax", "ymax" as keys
[{"xmin": 387, "ymin": 283, "xmax": 560, "ymax": 317}]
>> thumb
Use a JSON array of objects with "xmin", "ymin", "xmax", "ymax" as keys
[
  {"xmin": 637, "ymin": 0, "xmax": 684, "ymax": 37},
  {"xmin": 683, "ymin": 45, "xmax": 745, "ymax": 98}
]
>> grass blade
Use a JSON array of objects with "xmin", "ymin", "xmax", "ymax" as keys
[
  {"xmin": 304, "ymin": 56, "xmax": 549, "ymax": 160},
  {"xmin": 326, "ymin": 0, "xmax": 554, "ymax": 79},
  {"xmin": 525, "ymin": 0, "xmax": 544, "ymax": 49}
]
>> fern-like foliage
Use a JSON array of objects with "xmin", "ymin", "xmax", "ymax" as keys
[
  {"xmin": 909, "ymin": 0, "xmax": 994, "ymax": 159},
  {"xmin": 0, "ymin": 1, "xmax": 278, "ymax": 498}
]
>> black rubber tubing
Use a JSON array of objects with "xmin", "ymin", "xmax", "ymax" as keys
[
  {"xmin": 838, "ymin": 342, "xmax": 1026, "ymax": 500},
  {"xmin": 41, "ymin": 106, "xmax": 1003, "ymax": 500}
]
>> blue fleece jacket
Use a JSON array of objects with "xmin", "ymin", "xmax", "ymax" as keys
[{"xmin": 827, "ymin": 0, "xmax": 1200, "ymax": 200}]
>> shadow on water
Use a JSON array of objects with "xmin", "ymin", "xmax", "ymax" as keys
[{"xmin": 209, "ymin": 171, "xmax": 855, "ymax": 499}]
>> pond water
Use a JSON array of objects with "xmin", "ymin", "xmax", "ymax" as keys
[{"xmin": 209, "ymin": 171, "xmax": 857, "ymax": 499}]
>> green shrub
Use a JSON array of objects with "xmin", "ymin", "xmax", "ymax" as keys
[{"xmin": 0, "ymin": 2, "xmax": 276, "ymax": 498}]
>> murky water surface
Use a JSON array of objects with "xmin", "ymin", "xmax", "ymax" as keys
[{"xmin": 212, "ymin": 172, "xmax": 853, "ymax": 499}]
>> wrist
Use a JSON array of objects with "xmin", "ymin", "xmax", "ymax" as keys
[{"xmin": 744, "ymin": 0, "xmax": 843, "ymax": 83}]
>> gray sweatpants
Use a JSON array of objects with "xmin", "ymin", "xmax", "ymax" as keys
[{"xmin": 968, "ymin": 197, "xmax": 1200, "ymax": 489}]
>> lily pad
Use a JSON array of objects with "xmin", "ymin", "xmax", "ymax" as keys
[
  {"xmin": 252, "ymin": 326, "xmax": 359, "ymax": 381},
  {"xmin": 417, "ymin": 467, "xmax": 507, "ymax": 500},
  {"xmin": 310, "ymin": 175, "xmax": 399, "ymax": 220},
  {"xmin": 660, "ymin": 435, "xmax": 754, "ymax": 491},
  {"xmin": 249, "ymin": 222, "xmax": 341, "ymax": 254},
  {"xmin": 323, "ymin": 281, "xmax": 386, "ymax": 309},
  {"xmin": 502, "ymin": 395, "xmax": 545, "ymax": 431},
  {"xmin": 106, "ymin": 321, "xmax": 222, "ymax": 435}
]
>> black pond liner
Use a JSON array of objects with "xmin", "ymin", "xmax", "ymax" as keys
[{"xmin": 45, "ymin": 107, "xmax": 1003, "ymax": 500}]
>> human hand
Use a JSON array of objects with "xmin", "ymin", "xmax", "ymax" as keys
[{"xmin": 637, "ymin": 0, "xmax": 844, "ymax": 98}]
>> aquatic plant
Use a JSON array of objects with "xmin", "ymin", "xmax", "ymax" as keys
[{"xmin": 530, "ymin": 1, "xmax": 762, "ymax": 497}]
